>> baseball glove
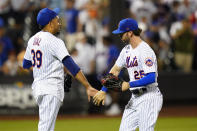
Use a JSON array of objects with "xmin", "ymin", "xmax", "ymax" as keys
[
  {"xmin": 101, "ymin": 73, "xmax": 123, "ymax": 92},
  {"xmin": 64, "ymin": 74, "xmax": 72, "ymax": 92}
]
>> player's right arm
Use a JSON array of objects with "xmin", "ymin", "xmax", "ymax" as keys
[
  {"xmin": 62, "ymin": 56, "xmax": 98, "ymax": 101},
  {"xmin": 23, "ymin": 44, "xmax": 33, "ymax": 69},
  {"xmin": 109, "ymin": 64, "xmax": 122, "ymax": 77},
  {"xmin": 51, "ymin": 38, "xmax": 98, "ymax": 100}
]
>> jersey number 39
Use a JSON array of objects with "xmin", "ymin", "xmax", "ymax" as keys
[{"xmin": 31, "ymin": 49, "xmax": 42, "ymax": 68}]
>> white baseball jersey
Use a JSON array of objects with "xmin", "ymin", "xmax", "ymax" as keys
[
  {"xmin": 24, "ymin": 31, "xmax": 69, "ymax": 102},
  {"xmin": 116, "ymin": 41, "xmax": 163, "ymax": 131},
  {"xmin": 116, "ymin": 41, "xmax": 158, "ymax": 90}
]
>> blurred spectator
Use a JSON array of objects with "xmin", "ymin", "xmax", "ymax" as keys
[
  {"xmin": 178, "ymin": 0, "xmax": 197, "ymax": 18},
  {"xmin": 93, "ymin": 0, "xmax": 110, "ymax": 22},
  {"xmin": 10, "ymin": 0, "xmax": 30, "ymax": 25},
  {"xmin": 6, "ymin": 20, "xmax": 24, "ymax": 54},
  {"xmin": 5, "ymin": 0, "xmax": 32, "ymax": 54},
  {"xmin": 1, "ymin": 51, "xmax": 18, "ymax": 76},
  {"xmin": 0, "ymin": 17, "xmax": 14, "ymax": 69},
  {"xmin": 63, "ymin": 0, "xmax": 80, "ymax": 51},
  {"xmin": 74, "ymin": 0, "xmax": 89, "ymax": 10},
  {"xmin": 138, "ymin": 16, "xmax": 148, "ymax": 34},
  {"xmin": 157, "ymin": 40, "xmax": 170, "ymax": 70},
  {"xmin": 73, "ymin": 32, "xmax": 96, "ymax": 75},
  {"xmin": 170, "ymin": 18, "xmax": 194, "ymax": 72},
  {"xmin": 71, "ymin": 32, "xmax": 99, "ymax": 95},
  {"xmin": 102, "ymin": 36, "xmax": 119, "ymax": 75},
  {"xmin": 129, "ymin": 0, "xmax": 157, "ymax": 22},
  {"xmin": 0, "ymin": 0, "xmax": 11, "ymax": 25},
  {"xmin": 48, "ymin": 0, "xmax": 65, "ymax": 10},
  {"xmin": 83, "ymin": 0, "xmax": 101, "ymax": 45},
  {"xmin": 21, "ymin": 1, "xmax": 49, "ymax": 45},
  {"xmin": 167, "ymin": 1, "xmax": 181, "ymax": 31},
  {"xmin": 144, "ymin": 21, "xmax": 160, "ymax": 51},
  {"xmin": 95, "ymin": 39, "xmax": 108, "ymax": 77}
]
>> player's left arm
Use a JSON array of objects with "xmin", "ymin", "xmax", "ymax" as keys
[
  {"xmin": 121, "ymin": 72, "xmax": 156, "ymax": 91},
  {"xmin": 122, "ymin": 50, "xmax": 157, "ymax": 91}
]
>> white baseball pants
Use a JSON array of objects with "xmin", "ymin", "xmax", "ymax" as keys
[
  {"xmin": 36, "ymin": 95, "xmax": 62, "ymax": 131},
  {"xmin": 119, "ymin": 87, "xmax": 163, "ymax": 131}
]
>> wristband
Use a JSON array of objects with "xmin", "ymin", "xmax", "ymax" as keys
[{"xmin": 101, "ymin": 86, "xmax": 108, "ymax": 92}]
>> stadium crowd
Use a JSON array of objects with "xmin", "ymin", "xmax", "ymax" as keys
[
  {"xmin": 0, "ymin": 0, "xmax": 197, "ymax": 114},
  {"xmin": 1, "ymin": 0, "xmax": 197, "ymax": 77}
]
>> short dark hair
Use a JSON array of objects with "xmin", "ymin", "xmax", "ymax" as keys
[{"xmin": 132, "ymin": 28, "xmax": 142, "ymax": 36}]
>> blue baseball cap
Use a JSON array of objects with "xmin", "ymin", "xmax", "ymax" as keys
[
  {"xmin": 0, "ymin": 17, "xmax": 4, "ymax": 28},
  {"xmin": 37, "ymin": 8, "xmax": 60, "ymax": 26},
  {"xmin": 112, "ymin": 18, "xmax": 138, "ymax": 34}
]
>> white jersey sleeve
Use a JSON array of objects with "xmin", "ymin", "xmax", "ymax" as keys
[
  {"xmin": 50, "ymin": 39, "xmax": 69, "ymax": 61},
  {"xmin": 141, "ymin": 49, "xmax": 157, "ymax": 74},
  {"xmin": 115, "ymin": 47, "xmax": 126, "ymax": 68},
  {"xmin": 24, "ymin": 44, "xmax": 31, "ymax": 61}
]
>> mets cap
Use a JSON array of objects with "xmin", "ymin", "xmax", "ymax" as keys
[
  {"xmin": 37, "ymin": 8, "xmax": 60, "ymax": 26},
  {"xmin": 112, "ymin": 18, "xmax": 138, "ymax": 34}
]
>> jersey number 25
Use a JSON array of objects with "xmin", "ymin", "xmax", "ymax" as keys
[
  {"xmin": 31, "ymin": 49, "xmax": 42, "ymax": 68},
  {"xmin": 134, "ymin": 70, "xmax": 144, "ymax": 80}
]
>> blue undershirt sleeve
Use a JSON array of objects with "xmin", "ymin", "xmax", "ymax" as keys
[
  {"xmin": 23, "ymin": 59, "xmax": 32, "ymax": 69},
  {"xmin": 101, "ymin": 86, "xmax": 108, "ymax": 92},
  {"xmin": 129, "ymin": 72, "xmax": 156, "ymax": 88},
  {"xmin": 62, "ymin": 56, "xmax": 80, "ymax": 76}
]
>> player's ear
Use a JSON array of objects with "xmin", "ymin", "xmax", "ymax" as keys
[{"xmin": 49, "ymin": 21, "xmax": 54, "ymax": 29}]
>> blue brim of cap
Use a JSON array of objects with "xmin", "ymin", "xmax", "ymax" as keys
[
  {"xmin": 112, "ymin": 29, "xmax": 125, "ymax": 34},
  {"xmin": 53, "ymin": 8, "xmax": 60, "ymax": 15}
]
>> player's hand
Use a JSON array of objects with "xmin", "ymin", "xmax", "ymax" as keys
[
  {"xmin": 122, "ymin": 82, "xmax": 130, "ymax": 91},
  {"xmin": 93, "ymin": 91, "xmax": 106, "ymax": 106},
  {"xmin": 86, "ymin": 86, "xmax": 98, "ymax": 102}
]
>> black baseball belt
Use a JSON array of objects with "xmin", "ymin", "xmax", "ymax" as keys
[{"xmin": 132, "ymin": 88, "xmax": 147, "ymax": 95}]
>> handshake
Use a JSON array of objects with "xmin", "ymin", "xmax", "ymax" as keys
[
  {"xmin": 100, "ymin": 73, "xmax": 124, "ymax": 92},
  {"xmin": 93, "ymin": 73, "xmax": 126, "ymax": 106},
  {"xmin": 64, "ymin": 73, "xmax": 123, "ymax": 92},
  {"xmin": 64, "ymin": 73, "xmax": 126, "ymax": 106}
]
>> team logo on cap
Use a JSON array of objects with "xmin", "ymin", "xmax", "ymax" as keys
[{"xmin": 145, "ymin": 57, "xmax": 153, "ymax": 67}]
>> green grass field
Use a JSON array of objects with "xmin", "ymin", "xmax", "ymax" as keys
[{"xmin": 0, "ymin": 117, "xmax": 197, "ymax": 131}]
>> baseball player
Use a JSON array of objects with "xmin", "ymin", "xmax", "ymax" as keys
[
  {"xmin": 93, "ymin": 18, "xmax": 163, "ymax": 131},
  {"xmin": 23, "ymin": 8, "xmax": 97, "ymax": 131}
]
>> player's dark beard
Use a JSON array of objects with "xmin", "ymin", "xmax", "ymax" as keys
[
  {"xmin": 121, "ymin": 39, "xmax": 129, "ymax": 44},
  {"xmin": 121, "ymin": 33, "xmax": 130, "ymax": 44}
]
